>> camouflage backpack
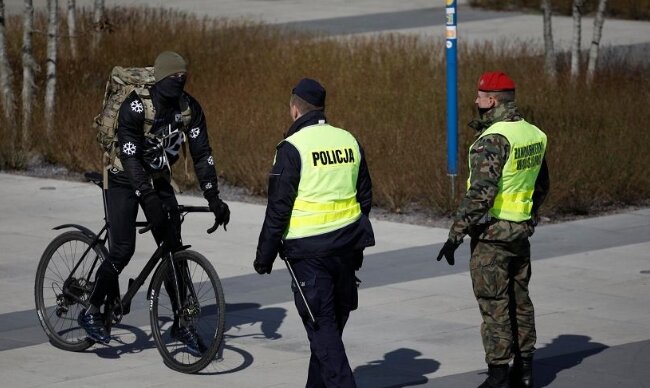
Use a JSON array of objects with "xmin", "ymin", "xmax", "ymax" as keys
[{"xmin": 94, "ymin": 66, "xmax": 191, "ymax": 188}]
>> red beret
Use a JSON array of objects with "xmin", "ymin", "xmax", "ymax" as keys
[{"xmin": 478, "ymin": 71, "xmax": 515, "ymax": 92}]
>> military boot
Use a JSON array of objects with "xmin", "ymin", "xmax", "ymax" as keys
[
  {"xmin": 478, "ymin": 364, "xmax": 510, "ymax": 388},
  {"xmin": 510, "ymin": 356, "xmax": 533, "ymax": 388}
]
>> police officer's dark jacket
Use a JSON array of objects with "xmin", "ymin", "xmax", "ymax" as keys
[
  {"xmin": 256, "ymin": 110, "xmax": 375, "ymax": 265},
  {"xmin": 114, "ymin": 87, "xmax": 219, "ymax": 199}
]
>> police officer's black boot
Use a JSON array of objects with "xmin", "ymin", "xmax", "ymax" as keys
[
  {"xmin": 478, "ymin": 364, "xmax": 510, "ymax": 388},
  {"xmin": 510, "ymin": 356, "xmax": 533, "ymax": 388}
]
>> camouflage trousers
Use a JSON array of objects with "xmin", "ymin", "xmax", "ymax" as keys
[{"xmin": 469, "ymin": 238, "xmax": 536, "ymax": 365}]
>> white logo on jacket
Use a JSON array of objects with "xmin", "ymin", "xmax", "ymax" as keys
[
  {"xmin": 122, "ymin": 142, "xmax": 136, "ymax": 155},
  {"xmin": 130, "ymin": 100, "xmax": 144, "ymax": 113}
]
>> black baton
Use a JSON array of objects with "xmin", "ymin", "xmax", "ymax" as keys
[{"xmin": 283, "ymin": 258, "xmax": 317, "ymax": 326}]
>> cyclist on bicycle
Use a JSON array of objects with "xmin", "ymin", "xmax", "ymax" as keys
[{"xmin": 79, "ymin": 51, "xmax": 230, "ymax": 352}]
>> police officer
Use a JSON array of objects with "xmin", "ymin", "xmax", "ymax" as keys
[
  {"xmin": 436, "ymin": 71, "xmax": 550, "ymax": 388},
  {"xmin": 79, "ymin": 51, "xmax": 230, "ymax": 352},
  {"xmin": 254, "ymin": 78, "xmax": 375, "ymax": 387}
]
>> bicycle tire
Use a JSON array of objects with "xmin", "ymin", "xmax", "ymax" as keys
[
  {"xmin": 149, "ymin": 250, "xmax": 226, "ymax": 373},
  {"xmin": 34, "ymin": 231, "xmax": 107, "ymax": 351}
]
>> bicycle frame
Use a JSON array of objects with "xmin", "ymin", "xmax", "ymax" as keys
[
  {"xmin": 36, "ymin": 172, "xmax": 224, "ymax": 373},
  {"xmin": 51, "ymin": 174, "xmax": 208, "ymax": 326}
]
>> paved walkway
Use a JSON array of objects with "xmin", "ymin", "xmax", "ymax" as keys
[
  {"xmin": 1, "ymin": 172, "xmax": 649, "ymax": 387},
  {"xmin": 5, "ymin": 0, "xmax": 650, "ymax": 51}
]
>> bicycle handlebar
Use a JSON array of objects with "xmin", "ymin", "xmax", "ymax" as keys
[{"xmin": 138, "ymin": 205, "xmax": 219, "ymax": 235}]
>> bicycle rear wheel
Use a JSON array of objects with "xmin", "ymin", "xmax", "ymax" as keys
[
  {"xmin": 34, "ymin": 231, "xmax": 107, "ymax": 351},
  {"xmin": 149, "ymin": 250, "xmax": 226, "ymax": 373}
]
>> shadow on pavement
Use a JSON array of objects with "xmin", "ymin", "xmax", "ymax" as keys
[
  {"xmin": 354, "ymin": 348, "xmax": 440, "ymax": 387},
  {"xmin": 535, "ymin": 334, "xmax": 608, "ymax": 387},
  {"xmin": 86, "ymin": 305, "xmax": 270, "ymax": 375},
  {"xmin": 91, "ymin": 323, "xmax": 153, "ymax": 359},
  {"xmin": 225, "ymin": 302, "xmax": 287, "ymax": 340}
]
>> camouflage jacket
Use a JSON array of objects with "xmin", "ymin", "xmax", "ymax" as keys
[{"xmin": 448, "ymin": 102, "xmax": 550, "ymax": 243}]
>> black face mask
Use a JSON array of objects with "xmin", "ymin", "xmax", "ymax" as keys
[
  {"xmin": 156, "ymin": 75, "xmax": 186, "ymax": 101},
  {"xmin": 478, "ymin": 104, "xmax": 493, "ymax": 119}
]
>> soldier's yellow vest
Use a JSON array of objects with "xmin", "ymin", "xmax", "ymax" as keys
[
  {"xmin": 469, "ymin": 120, "xmax": 547, "ymax": 222},
  {"xmin": 283, "ymin": 123, "xmax": 362, "ymax": 239}
]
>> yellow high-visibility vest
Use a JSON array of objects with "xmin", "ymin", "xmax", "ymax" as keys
[
  {"xmin": 468, "ymin": 120, "xmax": 547, "ymax": 222},
  {"xmin": 283, "ymin": 123, "xmax": 362, "ymax": 239}
]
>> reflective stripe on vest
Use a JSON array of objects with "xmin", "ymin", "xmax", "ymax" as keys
[
  {"xmin": 283, "ymin": 123, "xmax": 362, "ymax": 239},
  {"xmin": 468, "ymin": 120, "xmax": 547, "ymax": 222}
]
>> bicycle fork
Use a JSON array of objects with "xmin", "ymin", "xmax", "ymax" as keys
[{"xmin": 166, "ymin": 252, "xmax": 197, "ymax": 326}]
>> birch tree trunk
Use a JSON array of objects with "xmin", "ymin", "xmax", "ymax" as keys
[
  {"xmin": 92, "ymin": 0, "xmax": 104, "ymax": 49},
  {"xmin": 570, "ymin": 0, "xmax": 584, "ymax": 79},
  {"xmin": 541, "ymin": 0, "xmax": 556, "ymax": 79},
  {"xmin": 21, "ymin": 0, "xmax": 35, "ymax": 151},
  {"xmin": 586, "ymin": 0, "xmax": 607, "ymax": 84},
  {"xmin": 0, "ymin": 0, "xmax": 16, "ymax": 129},
  {"xmin": 45, "ymin": 0, "xmax": 58, "ymax": 136},
  {"xmin": 67, "ymin": 0, "xmax": 77, "ymax": 59}
]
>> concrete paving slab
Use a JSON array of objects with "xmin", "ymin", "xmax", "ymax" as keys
[{"xmin": 1, "ymin": 172, "xmax": 650, "ymax": 386}]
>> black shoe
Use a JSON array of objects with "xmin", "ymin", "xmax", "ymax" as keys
[
  {"xmin": 479, "ymin": 364, "xmax": 510, "ymax": 388},
  {"xmin": 510, "ymin": 357, "xmax": 533, "ymax": 388},
  {"xmin": 78, "ymin": 309, "xmax": 110, "ymax": 344},
  {"xmin": 171, "ymin": 325, "xmax": 206, "ymax": 356}
]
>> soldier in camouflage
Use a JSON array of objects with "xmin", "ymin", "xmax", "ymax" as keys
[{"xmin": 436, "ymin": 72, "xmax": 550, "ymax": 388}]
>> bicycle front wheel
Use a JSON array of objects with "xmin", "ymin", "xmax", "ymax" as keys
[
  {"xmin": 34, "ymin": 231, "xmax": 107, "ymax": 351},
  {"xmin": 149, "ymin": 250, "xmax": 226, "ymax": 373}
]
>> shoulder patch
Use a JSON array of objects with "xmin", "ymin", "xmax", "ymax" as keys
[{"xmin": 130, "ymin": 99, "xmax": 144, "ymax": 114}]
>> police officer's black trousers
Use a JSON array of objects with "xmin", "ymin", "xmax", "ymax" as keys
[
  {"xmin": 291, "ymin": 254, "xmax": 358, "ymax": 388},
  {"xmin": 89, "ymin": 177, "xmax": 180, "ymax": 310}
]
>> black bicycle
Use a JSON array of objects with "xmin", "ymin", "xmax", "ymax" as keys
[{"xmin": 34, "ymin": 172, "xmax": 226, "ymax": 373}]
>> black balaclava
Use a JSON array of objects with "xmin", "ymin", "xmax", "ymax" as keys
[{"xmin": 155, "ymin": 75, "xmax": 186, "ymax": 102}]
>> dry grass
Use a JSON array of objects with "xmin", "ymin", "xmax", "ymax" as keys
[{"xmin": 0, "ymin": 8, "xmax": 648, "ymax": 217}]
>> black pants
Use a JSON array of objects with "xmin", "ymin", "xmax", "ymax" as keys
[
  {"xmin": 291, "ymin": 254, "xmax": 359, "ymax": 388},
  {"xmin": 88, "ymin": 175, "xmax": 180, "ymax": 309}
]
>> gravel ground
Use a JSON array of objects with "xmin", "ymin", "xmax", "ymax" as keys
[{"xmin": 5, "ymin": 160, "xmax": 649, "ymax": 229}]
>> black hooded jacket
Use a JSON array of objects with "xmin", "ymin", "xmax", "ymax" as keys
[
  {"xmin": 114, "ymin": 87, "xmax": 220, "ymax": 200},
  {"xmin": 256, "ymin": 110, "xmax": 375, "ymax": 266}
]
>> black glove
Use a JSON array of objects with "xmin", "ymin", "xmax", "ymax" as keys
[
  {"xmin": 531, "ymin": 209, "xmax": 540, "ymax": 227},
  {"xmin": 254, "ymin": 259, "xmax": 272, "ymax": 275},
  {"xmin": 436, "ymin": 239, "xmax": 462, "ymax": 266},
  {"xmin": 208, "ymin": 196, "xmax": 230, "ymax": 231}
]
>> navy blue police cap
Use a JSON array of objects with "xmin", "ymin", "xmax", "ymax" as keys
[{"xmin": 292, "ymin": 78, "xmax": 326, "ymax": 108}]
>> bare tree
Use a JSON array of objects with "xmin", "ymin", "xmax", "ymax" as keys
[
  {"xmin": 92, "ymin": 0, "xmax": 104, "ymax": 49},
  {"xmin": 0, "ymin": 0, "xmax": 16, "ymax": 129},
  {"xmin": 570, "ymin": 0, "xmax": 585, "ymax": 79},
  {"xmin": 541, "ymin": 0, "xmax": 556, "ymax": 79},
  {"xmin": 586, "ymin": 0, "xmax": 607, "ymax": 83},
  {"xmin": 21, "ymin": 0, "xmax": 36, "ymax": 151},
  {"xmin": 67, "ymin": 0, "xmax": 77, "ymax": 59},
  {"xmin": 44, "ymin": 0, "xmax": 58, "ymax": 136}
]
